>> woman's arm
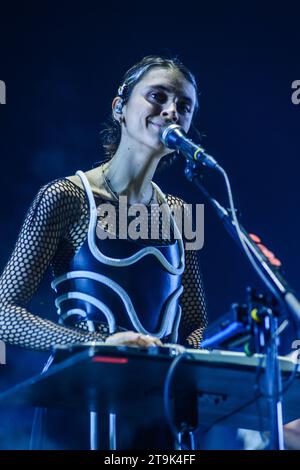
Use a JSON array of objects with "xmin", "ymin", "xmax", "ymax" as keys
[
  {"xmin": 0, "ymin": 180, "xmax": 109, "ymax": 351},
  {"xmin": 165, "ymin": 194, "xmax": 208, "ymax": 348},
  {"xmin": 179, "ymin": 249, "xmax": 208, "ymax": 348}
]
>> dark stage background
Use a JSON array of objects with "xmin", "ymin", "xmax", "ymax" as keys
[{"xmin": 0, "ymin": 1, "xmax": 299, "ymax": 449}]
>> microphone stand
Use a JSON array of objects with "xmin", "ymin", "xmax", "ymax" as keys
[{"xmin": 184, "ymin": 161, "xmax": 300, "ymax": 450}]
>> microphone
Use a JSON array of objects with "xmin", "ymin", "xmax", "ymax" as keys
[{"xmin": 160, "ymin": 124, "xmax": 219, "ymax": 169}]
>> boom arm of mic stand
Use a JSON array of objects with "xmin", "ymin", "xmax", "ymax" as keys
[
  {"xmin": 185, "ymin": 167, "xmax": 299, "ymax": 450},
  {"xmin": 191, "ymin": 175, "xmax": 300, "ymax": 326}
]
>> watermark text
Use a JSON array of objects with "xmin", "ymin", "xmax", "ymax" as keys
[
  {"xmin": 0, "ymin": 340, "xmax": 6, "ymax": 364},
  {"xmin": 291, "ymin": 80, "xmax": 300, "ymax": 105},
  {"xmin": 0, "ymin": 80, "xmax": 6, "ymax": 104},
  {"xmin": 95, "ymin": 197, "xmax": 205, "ymax": 251}
]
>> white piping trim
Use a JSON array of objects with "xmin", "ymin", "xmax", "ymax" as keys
[
  {"xmin": 76, "ymin": 170, "xmax": 185, "ymax": 275},
  {"xmin": 53, "ymin": 270, "xmax": 183, "ymax": 338},
  {"xmin": 60, "ymin": 308, "xmax": 96, "ymax": 333},
  {"xmin": 62, "ymin": 308, "xmax": 87, "ymax": 318},
  {"xmin": 55, "ymin": 292, "xmax": 116, "ymax": 333}
]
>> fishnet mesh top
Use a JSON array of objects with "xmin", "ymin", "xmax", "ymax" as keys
[{"xmin": 0, "ymin": 176, "xmax": 207, "ymax": 351}]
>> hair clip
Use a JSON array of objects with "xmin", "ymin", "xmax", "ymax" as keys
[{"xmin": 117, "ymin": 83, "xmax": 127, "ymax": 97}]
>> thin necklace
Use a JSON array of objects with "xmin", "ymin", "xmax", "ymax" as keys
[{"xmin": 101, "ymin": 164, "xmax": 155, "ymax": 206}]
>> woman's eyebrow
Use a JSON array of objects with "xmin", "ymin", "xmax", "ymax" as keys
[{"xmin": 146, "ymin": 84, "xmax": 193, "ymax": 104}]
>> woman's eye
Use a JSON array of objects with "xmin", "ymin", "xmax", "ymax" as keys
[
  {"xmin": 178, "ymin": 102, "xmax": 191, "ymax": 114},
  {"xmin": 149, "ymin": 92, "xmax": 166, "ymax": 103}
]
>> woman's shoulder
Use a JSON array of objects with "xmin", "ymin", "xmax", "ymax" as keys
[
  {"xmin": 32, "ymin": 176, "xmax": 87, "ymax": 213},
  {"xmin": 65, "ymin": 174, "xmax": 84, "ymax": 192},
  {"xmin": 164, "ymin": 193, "xmax": 187, "ymax": 209},
  {"xmin": 38, "ymin": 176, "xmax": 84, "ymax": 198},
  {"xmin": 151, "ymin": 181, "xmax": 185, "ymax": 208},
  {"xmin": 66, "ymin": 168, "xmax": 116, "ymax": 201}
]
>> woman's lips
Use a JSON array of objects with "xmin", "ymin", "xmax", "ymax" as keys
[{"xmin": 148, "ymin": 120, "xmax": 165, "ymax": 131}]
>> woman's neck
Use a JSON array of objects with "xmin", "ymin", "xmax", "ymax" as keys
[{"xmin": 102, "ymin": 146, "xmax": 162, "ymax": 205}]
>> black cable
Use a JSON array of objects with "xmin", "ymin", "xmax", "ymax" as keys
[
  {"xmin": 253, "ymin": 353, "xmax": 269, "ymax": 446},
  {"xmin": 163, "ymin": 352, "xmax": 194, "ymax": 450},
  {"xmin": 281, "ymin": 361, "xmax": 299, "ymax": 395}
]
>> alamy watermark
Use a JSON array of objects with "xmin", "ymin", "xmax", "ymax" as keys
[
  {"xmin": 0, "ymin": 340, "xmax": 6, "ymax": 364},
  {"xmin": 291, "ymin": 339, "xmax": 300, "ymax": 364},
  {"xmin": 95, "ymin": 197, "xmax": 205, "ymax": 251},
  {"xmin": 291, "ymin": 80, "xmax": 300, "ymax": 105},
  {"xmin": 0, "ymin": 80, "xmax": 6, "ymax": 104}
]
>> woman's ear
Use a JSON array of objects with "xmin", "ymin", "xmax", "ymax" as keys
[{"xmin": 112, "ymin": 97, "xmax": 123, "ymax": 122}]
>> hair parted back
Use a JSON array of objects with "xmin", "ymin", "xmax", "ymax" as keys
[{"xmin": 100, "ymin": 55, "xmax": 200, "ymax": 161}]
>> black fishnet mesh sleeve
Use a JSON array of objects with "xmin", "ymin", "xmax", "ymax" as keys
[
  {"xmin": 179, "ymin": 249, "xmax": 208, "ymax": 348},
  {"xmin": 0, "ymin": 180, "xmax": 108, "ymax": 351},
  {"xmin": 166, "ymin": 194, "xmax": 208, "ymax": 348}
]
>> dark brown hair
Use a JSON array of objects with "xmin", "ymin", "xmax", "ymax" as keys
[{"xmin": 100, "ymin": 55, "xmax": 200, "ymax": 161}]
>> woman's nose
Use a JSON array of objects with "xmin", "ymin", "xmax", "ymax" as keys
[{"xmin": 161, "ymin": 103, "xmax": 179, "ymax": 122}]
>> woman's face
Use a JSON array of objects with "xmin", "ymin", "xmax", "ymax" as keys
[{"xmin": 119, "ymin": 67, "xmax": 197, "ymax": 155}]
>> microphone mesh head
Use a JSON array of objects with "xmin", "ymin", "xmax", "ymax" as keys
[{"xmin": 160, "ymin": 124, "xmax": 181, "ymax": 147}]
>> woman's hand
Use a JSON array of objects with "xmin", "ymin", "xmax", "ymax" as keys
[
  {"xmin": 283, "ymin": 419, "xmax": 300, "ymax": 450},
  {"xmin": 105, "ymin": 331, "xmax": 163, "ymax": 347}
]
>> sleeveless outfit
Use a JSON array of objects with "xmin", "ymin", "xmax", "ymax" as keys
[
  {"xmin": 0, "ymin": 168, "xmax": 207, "ymax": 448},
  {"xmin": 53, "ymin": 170, "xmax": 185, "ymax": 342}
]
